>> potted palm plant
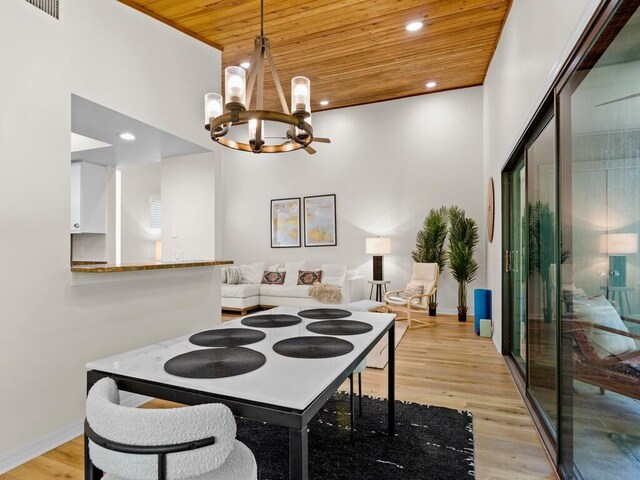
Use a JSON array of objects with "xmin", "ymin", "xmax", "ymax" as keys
[
  {"xmin": 412, "ymin": 206, "xmax": 448, "ymax": 315},
  {"xmin": 447, "ymin": 207, "xmax": 479, "ymax": 322}
]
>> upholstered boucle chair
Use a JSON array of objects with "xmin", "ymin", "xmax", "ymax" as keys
[
  {"xmin": 384, "ymin": 263, "xmax": 439, "ymax": 329},
  {"xmin": 85, "ymin": 377, "xmax": 257, "ymax": 480}
]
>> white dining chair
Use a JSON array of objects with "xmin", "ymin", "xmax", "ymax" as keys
[{"xmin": 85, "ymin": 377, "xmax": 257, "ymax": 480}]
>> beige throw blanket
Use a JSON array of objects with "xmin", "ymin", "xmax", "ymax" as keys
[{"xmin": 308, "ymin": 283, "xmax": 342, "ymax": 304}]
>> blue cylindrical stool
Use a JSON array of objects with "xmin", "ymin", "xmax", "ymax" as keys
[{"xmin": 474, "ymin": 289, "xmax": 492, "ymax": 335}]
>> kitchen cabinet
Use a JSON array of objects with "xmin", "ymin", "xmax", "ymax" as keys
[{"xmin": 70, "ymin": 161, "xmax": 107, "ymax": 234}]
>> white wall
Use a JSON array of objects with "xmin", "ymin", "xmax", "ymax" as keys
[
  {"xmin": 221, "ymin": 87, "xmax": 485, "ymax": 313},
  {"xmin": 483, "ymin": 0, "xmax": 602, "ymax": 348},
  {"xmin": 120, "ymin": 163, "xmax": 162, "ymax": 262},
  {"xmin": 161, "ymin": 153, "xmax": 217, "ymax": 261},
  {"xmin": 0, "ymin": 0, "xmax": 221, "ymax": 470}
]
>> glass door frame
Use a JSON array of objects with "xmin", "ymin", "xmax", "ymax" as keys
[
  {"xmin": 502, "ymin": 155, "xmax": 528, "ymax": 373},
  {"xmin": 500, "ymin": 1, "xmax": 636, "ymax": 477},
  {"xmin": 526, "ymin": 109, "xmax": 560, "ymax": 443},
  {"xmin": 554, "ymin": 1, "xmax": 638, "ymax": 478},
  {"xmin": 502, "ymin": 98, "xmax": 559, "ymax": 462}
]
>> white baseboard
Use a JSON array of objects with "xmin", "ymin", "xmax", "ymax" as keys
[{"xmin": 0, "ymin": 392, "xmax": 151, "ymax": 474}]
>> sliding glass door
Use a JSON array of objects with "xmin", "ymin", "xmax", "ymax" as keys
[
  {"xmin": 503, "ymin": 1, "xmax": 640, "ymax": 478},
  {"xmin": 504, "ymin": 109, "xmax": 560, "ymax": 445},
  {"xmin": 558, "ymin": 2, "xmax": 640, "ymax": 478},
  {"xmin": 527, "ymin": 116, "xmax": 559, "ymax": 436},
  {"xmin": 505, "ymin": 158, "xmax": 528, "ymax": 372}
]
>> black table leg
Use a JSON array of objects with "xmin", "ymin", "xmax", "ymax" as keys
[
  {"xmin": 388, "ymin": 324, "xmax": 395, "ymax": 436},
  {"xmin": 358, "ymin": 373, "xmax": 363, "ymax": 416},
  {"xmin": 349, "ymin": 374, "xmax": 355, "ymax": 444},
  {"xmin": 289, "ymin": 427, "xmax": 308, "ymax": 480}
]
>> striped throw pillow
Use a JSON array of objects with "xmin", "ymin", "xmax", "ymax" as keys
[{"xmin": 226, "ymin": 266, "xmax": 243, "ymax": 285}]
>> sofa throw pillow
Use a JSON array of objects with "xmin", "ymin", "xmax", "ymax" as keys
[
  {"xmin": 239, "ymin": 261, "xmax": 266, "ymax": 284},
  {"xmin": 220, "ymin": 266, "xmax": 228, "ymax": 284},
  {"xmin": 572, "ymin": 295, "xmax": 636, "ymax": 358},
  {"xmin": 284, "ymin": 260, "xmax": 307, "ymax": 286},
  {"xmin": 261, "ymin": 271, "xmax": 286, "ymax": 285},
  {"xmin": 401, "ymin": 282, "xmax": 424, "ymax": 300},
  {"xmin": 298, "ymin": 270, "xmax": 322, "ymax": 285},
  {"xmin": 226, "ymin": 266, "xmax": 243, "ymax": 285},
  {"xmin": 320, "ymin": 264, "xmax": 347, "ymax": 287}
]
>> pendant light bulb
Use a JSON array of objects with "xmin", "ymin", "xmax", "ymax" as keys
[
  {"xmin": 204, "ymin": 93, "xmax": 223, "ymax": 124},
  {"xmin": 225, "ymin": 66, "xmax": 247, "ymax": 108},
  {"xmin": 291, "ymin": 76, "xmax": 311, "ymax": 113}
]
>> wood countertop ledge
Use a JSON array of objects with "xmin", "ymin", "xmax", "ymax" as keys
[{"xmin": 71, "ymin": 260, "xmax": 233, "ymax": 273}]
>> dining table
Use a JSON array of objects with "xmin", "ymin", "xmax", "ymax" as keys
[{"xmin": 84, "ymin": 306, "xmax": 396, "ymax": 480}]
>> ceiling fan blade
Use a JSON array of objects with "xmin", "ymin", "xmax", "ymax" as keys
[
  {"xmin": 305, "ymin": 146, "xmax": 317, "ymax": 155},
  {"xmin": 596, "ymin": 92, "xmax": 640, "ymax": 107},
  {"xmin": 313, "ymin": 137, "xmax": 331, "ymax": 143}
]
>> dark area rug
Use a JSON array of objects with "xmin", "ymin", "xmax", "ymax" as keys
[{"xmin": 236, "ymin": 393, "xmax": 474, "ymax": 479}]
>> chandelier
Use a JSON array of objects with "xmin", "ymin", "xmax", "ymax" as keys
[{"xmin": 204, "ymin": 0, "xmax": 330, "ymax": 154}]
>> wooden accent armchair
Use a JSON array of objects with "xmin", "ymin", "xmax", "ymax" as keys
[
  {"xmin": 384, "ymin": 263, "xmax": 439, "ymax": 329},
  {"xmin": 567, "ymin": 319, "xmax": 640, "ymax": 400}
]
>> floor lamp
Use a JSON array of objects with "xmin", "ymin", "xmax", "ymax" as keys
[{"xmin": 366, "ymin": 237, "xmax": 391, "ymax": 281}]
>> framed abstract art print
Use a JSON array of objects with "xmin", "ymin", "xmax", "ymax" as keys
[
  {"xmin": 304, "ymin": 194, "xmax": 337, "ymax": 247},
  {"xmin": 271, "ymin": 197, "xmax": 301, "ymax": 248}
]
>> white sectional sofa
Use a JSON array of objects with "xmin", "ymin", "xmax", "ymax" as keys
[{"xmin": 221, "ymin": 261, "xmax": 366, "ymax": 314}]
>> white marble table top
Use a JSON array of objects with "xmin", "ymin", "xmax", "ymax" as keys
[{"xmin": 87, "ymin": 306, "xmax": 395, "ymax": 411}]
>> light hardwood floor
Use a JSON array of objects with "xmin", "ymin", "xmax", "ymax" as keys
[{"xmin": 0, "ymin": 314, "xmax": 557, "ymax": 480}]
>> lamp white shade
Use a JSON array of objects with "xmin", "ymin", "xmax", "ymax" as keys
[
  {"xmin": 204, "ymin": 93, "xmax": 223, "ymax": 124},
  {"xmin": 291, "ymin": 76, "xmax": 311, "ymax": 113},
  {"xmin": 599, "ymin": 233, "xmax": 638, "ymax": 254},
  {"xmin": 366, "ymin": 237, "xmax": 391, "ymax": 255},
  {"xmin": 224, "ymin": 66, "xmax": 246, "ymax": 107},
  {"xmin": 248, "ymin": 118, "xmax": 264, "ymax": 140}
]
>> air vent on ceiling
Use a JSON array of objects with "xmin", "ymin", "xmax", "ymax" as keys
[{"xmin": 25, "ymin": 0, "xmax": 59, "ymax": 20}]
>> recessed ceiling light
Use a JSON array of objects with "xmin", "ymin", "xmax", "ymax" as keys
[
  {"xmin": 320, "ymin": 100, "xmax": 329, "ymax": 106},
  {"xmin": 426, "ymin": 81, "xmax": 437, "ymax": 88},
  {"xmin": 119, "ymin": 132, "xmax": 136, "ymax": 141},
  {"xmin": 240, "ymin": 61, "xmax": 251, "ymax": 69},
  {"xmin": 405, "ymin": 21, "xmax": 423, "ymax": 32}
]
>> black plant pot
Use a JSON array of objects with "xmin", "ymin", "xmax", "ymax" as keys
[
  {"xmin": 428, "ymin": 303, "xmax": 438, "ymax": 317},
  {"xmin": 457, "ymin": 306, "xmax": 468, "ymax": 322}
]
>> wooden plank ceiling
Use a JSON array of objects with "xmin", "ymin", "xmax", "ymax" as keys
[{"xmin": 119, "ymin": 0, "xmax": 512, "ymax": 112}]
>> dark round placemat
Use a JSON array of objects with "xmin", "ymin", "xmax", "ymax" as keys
[
  {"xmin": 241, "ymin": 314, "xmax": 302, "ymax": 328},
  {"xmin": 273, "ymin": 336, "xmax": 354, "ymax": 359},
  {"xmin": 189, "ymin": 328, "xmax": 266, "ymax": 347},
  {"xmin": 306, "ymin": 320, "xmax": 373, "ymax": 336},
  {"xmin": 298, "ymin": 308, "xmax": 353, "ymax": 320},
  {"xmin": 164, "ymin": 347, "xmax": 266, "ymax": 379}
]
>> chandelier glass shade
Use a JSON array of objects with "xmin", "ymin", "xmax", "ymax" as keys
[{"xmin": 204, "ymin": 0, "xmax": 317, "ymax": 154}]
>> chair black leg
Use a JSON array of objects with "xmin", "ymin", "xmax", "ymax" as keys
[
  {"xmin": 349, "ymin": 373, "xmax": 354, "ymax": 444},
  {"xmin": 358, "ymin": 372, "xmax": 363, "ymax": 417},
  {"xmin": 158, "ymin": 453, "xmax": 166, "ymax": 480}
]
